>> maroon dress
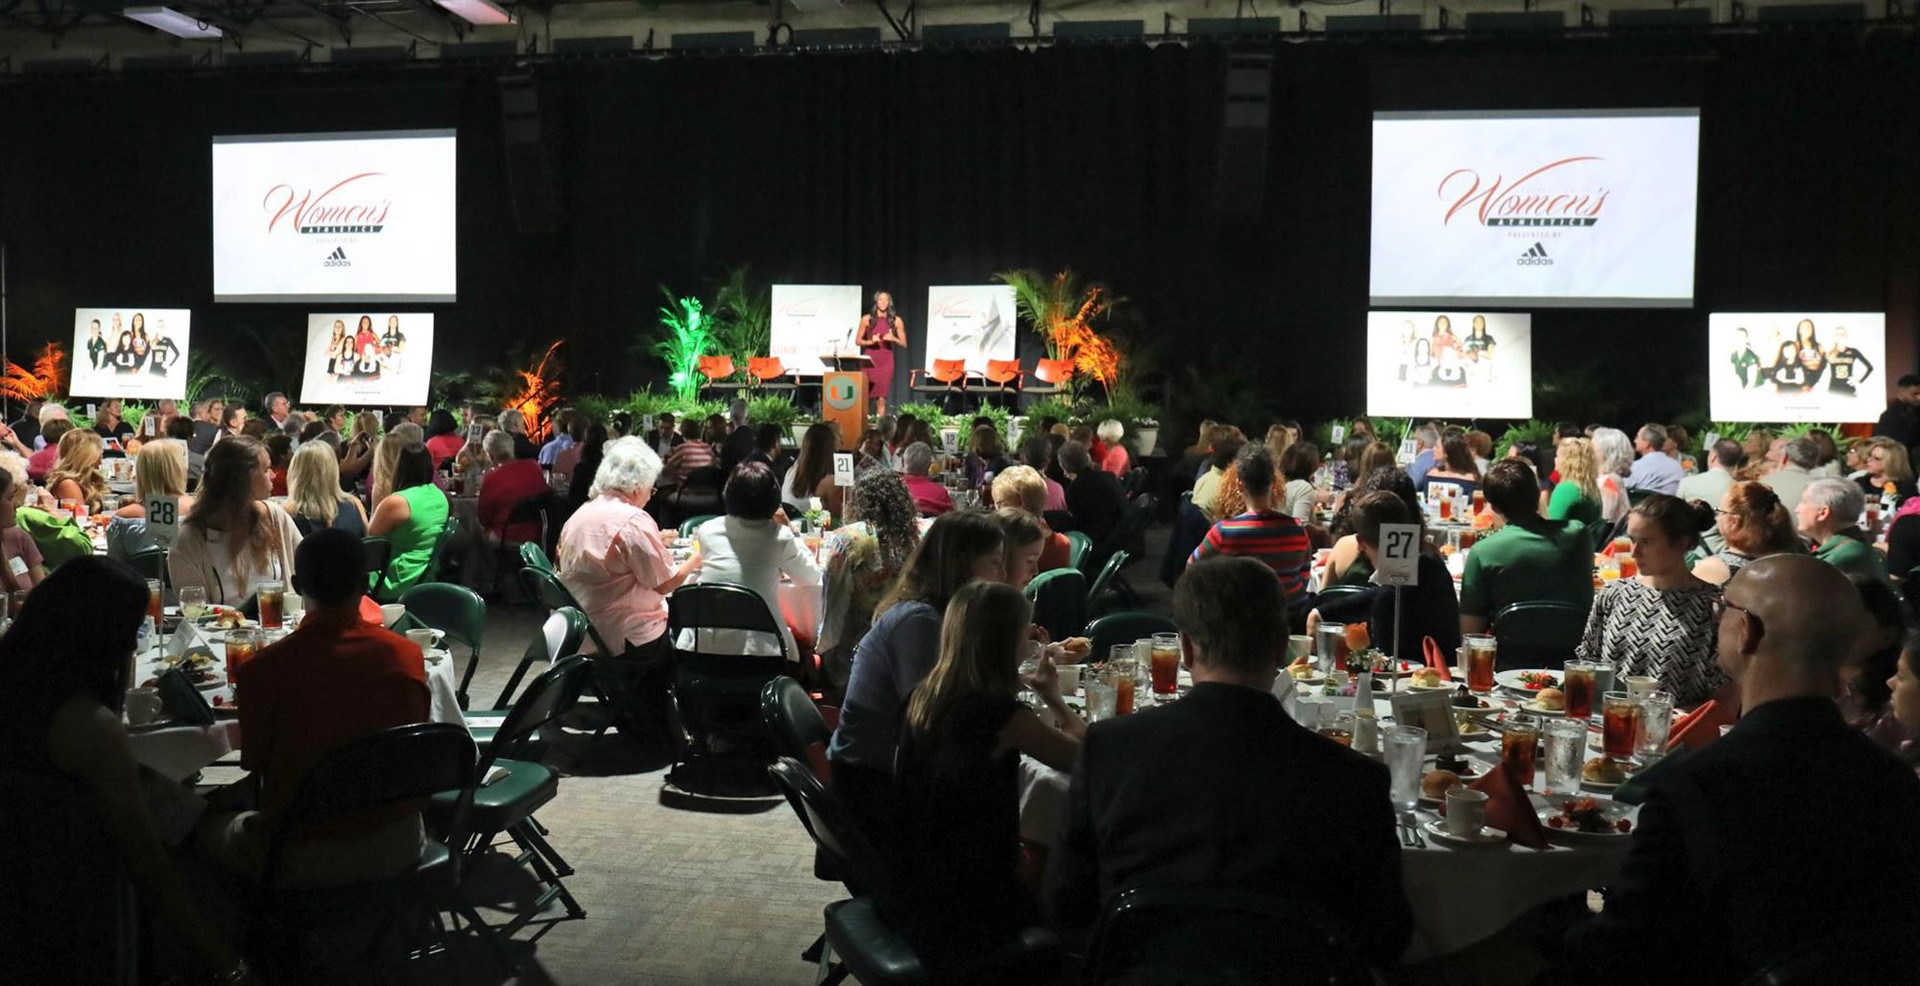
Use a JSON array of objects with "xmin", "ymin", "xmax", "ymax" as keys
[{"xmin": 861, "ymin": 312, "xmax": 898, "ymax": 400}]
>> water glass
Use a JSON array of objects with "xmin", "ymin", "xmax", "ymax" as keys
[
  {"xmin": 1384, "ymin": 725, "xmax": 1427, "ymax": 811},
  {"xmin": 178, "ymin": 586, "xmax": 208, "ymax": 622},
  {"xmin": 1591, "ymin": 660, "xmax": 1616, "ymax": 698},
  {"xmin": 1543, "ymin": 718, "xmax": 1588, "ymax": 794},
  {"xmin": 1635, "ymin": 689, "xmax": 1675, "ymax": 760},
  {"xmin": 1084, "ymin": 679, "xmax": 1117, "ymax": 722}
]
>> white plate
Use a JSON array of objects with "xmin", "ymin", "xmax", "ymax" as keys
[
  {"xmin": 1408, "ymin": 682, "xmax": 1456, "ymax": 692},
  {"xmin": 1518, "ymin": 699, "xmax": 1571, "ymax": 717},
  {"xmin": 1423, "ymin": 820, "xmax": 1507, "ymax": 847},
  {"xmin": 1495, "ymin": 669, "xmax": 1563, "ymax": 694},
  {"xmin": 1285, "ymin": 671, "xmax": 1327, "ymax": 687},
  {"xmin": 1537, "ymin": 804, "xmax": 1635, "ymax": 843}
]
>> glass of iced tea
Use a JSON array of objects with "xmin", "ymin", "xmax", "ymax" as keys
[
  {"xmin": 1617, "ymin": 554, "xmax": 1639, "ymax": 579},
  {"xmin": 1563, "ymin": 660, "xmax": 1597, "ymax": 719},
  {"xmin": 1149, "ymin": 632, "xmax": 1180, "ymax": 695},
  {"xmin": 1502, "ymin": 713, "xmax": 1541, "ymax": 786},
  {"xmin": 1320, "ymin": 710, "xmax": 1355, "ymax": 748},
  {"xmin": 1602, "ymin": 691, "xmax": 1642, "ymax": 761},
  {"xmin": 257, "ymin": 579, "xmax": 285, "ymax": 630},
  {"xmin": 225, "ymin": 628, "xmax": 261, "ymax": 687},
  {"xmin": 1471, "ymin": 489, "xmax": 1486, "ymax": 514},
  {"xmin": 1437, "ymin": 495, "xmax": 1452, "ymax": 522},
  {"xmin": 1458, "ymin": 529, "xmax": 1478, "ymax": 551},
  {"xmin": 1465, "ymin": 634, "xmax": 1497, "ymax": 692},
  {"xmin": 145, "ymin": 579, "xmax": 163, "ymax": 624},
  {"xmin": 1105, "ymin": 661, "xmax": 1137, "ymax": 716}
]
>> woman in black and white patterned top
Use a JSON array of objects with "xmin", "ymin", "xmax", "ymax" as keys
[{"xmin": 1577, "ymin": 495, "xmax": 1728, "ymax": 707}]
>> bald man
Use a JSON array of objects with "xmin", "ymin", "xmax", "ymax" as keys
[{"xmin": 1571, "ymin": 555, "xmax": 1920, "ymax": 979}]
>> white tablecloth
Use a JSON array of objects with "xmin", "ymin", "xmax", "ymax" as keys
[
  {"xmin": 1017, "ymin": 682, "xmax": 1633, "ymax": 962},
  {"xmin": 127, "ymin": 620, "xmax": 466, "ymax": 781}
]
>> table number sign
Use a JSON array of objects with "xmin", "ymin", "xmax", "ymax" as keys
[
  {"xmin": 1330, "ymin": 424, "xmax": 1347, "ymax": 446},
  {"xmin": 146, "ymin": 495, "xmax": 180, "ymax": 545},
  {"xmin": 1397, "ymin": 439, "xmax": 1418, "ymax": 465},
  {"xmin": 1376, "ymin": 523, "xmax": 1422, "ymax": 587},
  {"xmin": 832, "ymin": 453, "xmax": 855, "ymax": 487}
]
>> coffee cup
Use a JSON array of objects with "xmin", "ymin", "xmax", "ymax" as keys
[
  {"xmin": 126, "ymin": 686, "xmax": 162, "ymax": 726},
  {"xmin": 1444, "ymin": 787, "xmax": 1489, "ymax": 837},
  {"xmin": 1056, "ymin": 664, "xmax": 1082, "ymax": 697},
  {"xmin": 1287, "ymin": 635, "xmax": 1312, "ymax": 662},
  {"xmin": 1626, "ymin": 675, "xmax": 1659, "ymax": 700},
  {"xmin": 380, "ymin": 604, "xmax": 406, "ymax": 628},
  {"xmin": 406, "ymin": 627, "xmax": 446, "ymax": 653}
]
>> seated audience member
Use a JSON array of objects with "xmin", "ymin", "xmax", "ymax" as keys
[
  {"xmin": 224, "ymin": 405, "xmax": 252, "ymax": 440},
  {"xmin": 1884, "ymin": 631, "xmax": 1920, "ymax": 767},
  {"xmin": 898, "ymin": 442, "xmax": 954, "ymax": 517},
  {"xmin": 1798, "ymin": 477, "xmax": 1887, "ymax": 583},
  {"xmin": 0, "ymin": 459, "xmax": 46, "ymax": 590},
  {"xmin": 1857, "ymin": 437, "xmax": 1918, "ymax": 504},
  {"xmin": 690, "ymin": 461, "xmax": 823, "ymax": 660},
  {"xmin": 892, "ymin": 581, "xmax": 1084, "ymax": 968},
  {"xmin": 1061, "ymin": 440, "xmax": 1128, "ymax": 545},
  {"xmin": 966, "ymin": 426, "xmax": 1016, "ymax": 491},
  {"xmin": 1465, "ymin": 429, "xmax": 1495, "ymax": 476},
  {"xmin": 33, "ymin": 402, "xmax": 70, "ymax": 451},
  {"xmin": 1173, "ymin": 420, "xmax": 1215, "ymax": 486},
  {"xmin": 1419, "ymin": 434, "xmax": 1481, "ymax": 500},
  {"xmin": 662, "ymin": 417, "xmax": 718, "ymax": 489},
  {"xmin": 1691, "ymin": 481, "xmax": 1803, "ymax": 587},
  {"xmin": 1096, "ymin": 419, "xmax": 1130, "ymax": 477},
  {"xmin": 199, "ymin": 529, "xmax": 430, "ymax": 889},
  {"xmin": 746, "ymin": 423, "xmax": 783, "ymax": 474},
  {"xmin": 1624, "ymin": 423, "xmax": 1685, "ymax": 496},
  {"xmin": 782, "ymin": 423, "xmax": 836, "ymax": 512},
  {"xmin": 990, "ymin": 507, "xmax": 1048, "ymax": 590},
  {"xmin": 1841, "ymin": 578, "xmax": 1909, "ymax": 751},
  {"xmin": 477, "ymin": 430, "xmax": 549, "ymax": 546},
  {"xmin": 25, "ymin": 418, "xmax": 71, "ymax": 483},
  {"xmin": 827, "ymin": 513, "xmax": 1006, "ymax": 839},
  {"xmin": 1324, "ymin": 467, "xmax": 1424, "ymax": 587},
  {"xmin": 818, "ymin": 469, "xmax": 921, "ymax": 692},
  {"xmin": 337, "ymin": 411, "xmax": 380, "ymax": 488},
  {"xmin": 263, "ymin": 433, "xmax": 292, "ymax": 498},
  {"xmin": 552, "ymin": 414, "xmax": 591, "ymax": 485},
  {"xmin": 1311, "ymin": 491, "xmax": 1460, "ymax": 663},
  {"xmin": 1575, "ymin": 495, "xmax": 1727, "ymax": 706},
  {"xmin": 498, "ymin": 408, "xmax": 539, "ymax": 462},
  {"xmin": 1884, "ymin": 494, "xmax": 1920, "ymax": 581},
  {"xmin": 538, "ymin": 408, "xmax": 576, "ymax": 469},
  {"xmin": 7, "ymin": 396, "xmax": 43, "ymax": 450},
  {"xmin": 1459, "ymin": 460, "xmax": 1594, "ymax": 636},
  {"xmin": 168, "ymin": 436, "xmax": 302, "ymax": 606},
  {"xmin": 1190, "ymin": 427, "xmax": 1243, "ymax": 522},
  {"xmin": 281, "ymin": 441, "xmax": 367, "ymax": 539},
  {"xmin": 716, "ymin": 401, "xmax": 757, "ymax": 480},
  {"xmin": 45, "ymin": 427, "xmax": 108, "ymax": 514},
  {"xmin": 1760, "ymin": 437, "xmax": 1819, "ymax": 529},
  {"xmin": 1072, "ymin": 424, "xmax": 1104, "ymax": 466},
  {"xmin": 105, "ymin": 440, "xmax": 194, "ymax": 563},
  {"xmin": 1547, "ymin": 437, "xmax": 1606, "ymax": 531},
  {"xmin": 1677, "ymin": 439, "xmax": 1743, "ymax": 551},
  {"xmin": 991, "ymin": 465, "xmax": 1071, "ymax": 572},
  {"xmin": 567, "ymin": 424, "xmax": 609, "ymax": 512},
  {"xmin": 91, "ymin": 398, "xmax": 135, "ymax": 444},
  {"xmin": 1015, "ymin": 439, "xmax": 1068, "ymax": 515},
  {"xmin": 1277, "ymin": 441, "xmax": 1327, "ymax": 521},
  {"xmin": 422, "ymin": 409, "xmax": 463, "ymax": 470},
  {"xmin": 161, "ymin": 414, "xmax": 204, "ymax": 487},
  {"xmin": 1189, "ymin": 444, "xmax": 1311, "ymax": 603},
  {"xmin": 1591, "ymin": 427, "xmax": 1634, "ymax": 524},
  {"xmin": 365, "ymin": 443, "xmax": 449, "ymax": 601},
  {"xmin": 557, "ymin": 437, "xmax": 700, "ymax": 661},
  {"xmin": 1406, "ymin": 423, "xmax": 1441, "ymax": 488},
  {"xmin": 1734, "ymin": 430, "xmax": 1775, "ymax": 482},
  {"xmin": 1570, "ymin": 555, "xmax": 1920, "ymax": 979},
  {"xmin": 1045, "ymin": 556, "xmax": 1412, "ymax": 964},
  {"xmin": 0, "ymin": 557, "xmax": 248, "ymax": 983},
  {"xmin": 647, "ymin": 412, "xmax": 683, "ymax": 459}
]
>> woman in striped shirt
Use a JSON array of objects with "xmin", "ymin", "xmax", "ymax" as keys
[{"xmin": 1189, "ymin": 443, "xmax": 1312, "ymax": 605}]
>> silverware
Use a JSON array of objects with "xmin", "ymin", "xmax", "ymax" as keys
[{"xmin": 1398, "ymin": 812, "xmax": 1426, "ymax": 849}]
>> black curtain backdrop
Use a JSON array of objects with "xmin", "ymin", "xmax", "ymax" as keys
[{"xmin": 1, "ymin": 33, "xmax": 1917, "ymax": 431}]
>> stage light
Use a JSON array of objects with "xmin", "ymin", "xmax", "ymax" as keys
[
  {"xmin": 433, "ymin": 0, "xmax": 513, "ymax": 26},
  {"xmin": 122, "ymin": 6, "xmax": 223, "ymax": 39}
]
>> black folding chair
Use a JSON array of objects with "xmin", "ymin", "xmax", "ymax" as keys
[
  {"xmin": 255, "ymin": 723, "xmax": 512, "ymax": 978},
  {"xmin": 761, "ymin": 677, "xmax": 843, "ymax": 964},
  {"xmin": 362, "ymin": 537, "xmax": 393, "ymax": 599},
  {"xmin": 665, "ymin": 582, "xmax": 792, "ymax": 786},
  {"xmin": 1492, "ymin": 599, "xmax": 1589, "ymax": 671},
  {"xmin": 1084, "ymin": 885, "xmax": 1372, "ymax": 984}
]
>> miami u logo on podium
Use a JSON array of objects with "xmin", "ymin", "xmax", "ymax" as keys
[{"xmin": 825, "ymin": 377, "xmax": 859, "ymax": 411}]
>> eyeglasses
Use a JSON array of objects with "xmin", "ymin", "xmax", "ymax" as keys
[{"xmin": 1712, "ymin": 595, "xmax": 1760, "ymax": 629}]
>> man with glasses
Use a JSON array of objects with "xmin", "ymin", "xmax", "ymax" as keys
[
  {"xmin": 1796, "ymin": 478, "xmax": 1888, "ymax": 584},
  {"xmin": 1570, "ymin": 555, "xmax": 1920, "ymax": 978}
]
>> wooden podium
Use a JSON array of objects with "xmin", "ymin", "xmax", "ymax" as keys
[{"xmin": 820, "ymin": 354, "xmax": 871, "ymax": 451}]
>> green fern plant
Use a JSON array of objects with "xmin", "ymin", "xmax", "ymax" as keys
[
  {"xmin": 892, "ymin": 402, "xmax": 951, "ymax": 429},
  {"xmin": 1022, "ymin": 397, "xmax": 1080, "ymax": 428},
  {"xmin": 648, "ymin": 291, "xmax": 718, "ymax": 402},
  {"xmin": 1496, "ymin": 419, "xmax": 1556, "ymax": 454},
  {"xmin": 748, "ymin": 393, "xmax": 802, "ymax": 429},
  {"xmin": 711, "ymin": 266, "xmax": 772, "ymax": 378}
]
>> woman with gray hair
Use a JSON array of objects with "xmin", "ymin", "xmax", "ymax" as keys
[
  {"xmin": 1591, "ymin": 426, "xmax": 1635, "ymax": 524},
  {"xmin": 898, "ymin": 441, "xmax": 953, "ymax": 517},
  {"xmin": 556, "ymin": 437, "xmax": 701, "ymax": 665},
  {"xmin": 1097, "ymin": 418, "xmax": 1130, "ymax": 476},
  {"xmin": 478, "ymin": 428, "xmax": 549, "ymax": 546},
  {"xmin": 499, "ymin": 407, "xmax": 539, "ymax": 461}
]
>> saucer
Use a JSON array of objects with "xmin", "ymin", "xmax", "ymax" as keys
[{"xmin": 1423, "ymin": 820, "xmax": 1507, "ymax": 847}]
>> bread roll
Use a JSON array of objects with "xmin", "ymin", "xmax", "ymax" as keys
[
  {"xmin": 1582, "ymin": 757, "xmax": 1628, "ymax": 784},
  {"xmin": 1421, "ymin": 769, "xmax": 1463, "ymax": 800},
  {"xmin": 1534, "ymin": 687, "xmax": 1566, "ymax": 711}
]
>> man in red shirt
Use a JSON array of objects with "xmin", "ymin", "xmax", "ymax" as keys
[
  {"xmin": 477, "ymin": 430, "xmax": 549, "ymax": 546},
  {"xmin": 199, "ymin": 528, "xmax": 431, "ymax": 888}
]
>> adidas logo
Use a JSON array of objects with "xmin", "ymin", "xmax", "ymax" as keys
[
  {"xmin": 323, "ymin": 247, "xmax": 351, "ymax": 268},
  {"xmin": 1516, "ymin": 242, "xmax": 1553, "ymax": 267}
]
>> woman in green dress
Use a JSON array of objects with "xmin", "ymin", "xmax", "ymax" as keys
[
  {"xmin": 1547, "ymin": 436, "xmax": 1606, "ymax": 532},
  {"xmin": 366, "ymin": 441, "xmax": 449, "ymax": 600}
]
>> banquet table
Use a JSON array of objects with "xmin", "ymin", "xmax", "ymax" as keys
[
  {"xmin": 125, "ymin": 616, "xmax": 467, "ymax": 782},
  {"xmin": 1017, "ymin": 676, "xmax": 1636, "ymax": 963}
]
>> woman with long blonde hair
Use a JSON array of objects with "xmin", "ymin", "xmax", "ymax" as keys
[
  {"xmin": 167, "ymin": 436, "xmax": 302, "ymax": 605},
  {"xmin": 105, "ymin": 439, "xmax": 192, "ymax": 562},
  {"xmin": 893, "ymin": 580, "xmax": 1084, "ymax": 966},
  {"xmin": 368, "ymin": 431, "xmax": 408, "ymax": 506},
  {"xmin": 283, "ymin": 441, "xmax": 369, "ymax": 537},
  {"xmin": 1547, "ymin": 437, "xmax": 1604, "ymax": 530},
  {"xmin": 45, "ymin": 428, "xmax": 108, "ymax": 513},
  {"xmin": 1264, "ymin": 423, "xmax": 1295, "ymax": 466},
  {"xmin": 339, "ymin": 410, "xmax": 382, "ymax": 487}
]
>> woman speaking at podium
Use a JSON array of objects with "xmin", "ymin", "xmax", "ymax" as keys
[{"xmin": 857, "ymin": 290, "xmax": 907, "ymax": 415}]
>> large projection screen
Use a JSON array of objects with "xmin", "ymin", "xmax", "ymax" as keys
[
  {"xmin": 1370, "ymin": 109, "xmax": 1699, "ymax": 309},
  {"xmin": 299, "ymin": 313, "xmax": 436, "ymax": 406},
  {"xmin": 769, "ymin": 285, "xmax": 864, "ymax": 377},
  {"xmin": 1708, "ymin": 313, "xmax": 1887, "ymax": 423},
  {"xmin": 1366, "ymin": 311, "xmax": 1534, "ymax": 419},
  {"xmin": 925, "ymin": 285, "xmax": 1017, "ymax": 375},
  {"xmin": 213, "ymin": 130, "xmax": 457, "ymax": 303},
  {"xmin": 71, "ymin": 309, "xmax": 191, "ymax": 400}
]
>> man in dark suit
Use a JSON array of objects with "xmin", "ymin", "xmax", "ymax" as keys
[
  {"xmin": 1044, "ymin": 556, "xmax": 1413, "ymax": 967},
  {"xmin": 1060, "ymin": 440, "xmax": 1126, "ymax": 545},
  {"xmin": 1570, "ymin": 554, "xmax": 1920, "ymax": 980},
  {"xmin": 1872, "ymin": 373, "xmax": 1920, "ymax": 449}
]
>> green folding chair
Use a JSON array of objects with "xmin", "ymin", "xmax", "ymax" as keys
[
  {"xmin": 400, "ymin": 582, "xmax": 487, "ymax": 709},
  {"xmin": 678, "ymin": 514, "xmax": 718, "ymax": 538},
  {"xmin": 1086, "ymin": 549, "xmax": 1132, "ymax": 607},
  {"xmin": 1085, "ymin": 611, "xmax": 1178, "ymax": 662},
  {"xmin": 1491, "ymin": 599, "xmax": 1589, "ymax": 672},
  {"xmin": 523, "ymin": 565, "xmax": 616, "ymax": 658},
  {"xmin": 519, "ymin": 541, "xmax": 554, "ymax": 574},
  {"xmin": 1066, "ymin": 531, "xmax": 1092, "ymax": 573},
  {"xmin": 1024, "ymin": 567, "xmax": 1088, "ymax": 641},
  {"xmin": 419, "ymin": 514, "xmax": 462, "ymax": 587}
]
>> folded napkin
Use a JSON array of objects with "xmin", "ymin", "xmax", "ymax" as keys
[
  {"xmin": 1470, "ymin": 760, "xmax": 1550, "ymax": 849},
  {"xmin": 359, "ymin": 595, "xmax": 385, "ymax": 626},
  {"xmin": 1421, "ymin": 636, "xmax": 1454, "ymax": 679},
  {"xmin": 1667, "ymin": 698, "xmax": 1739, "ymax": 751}
]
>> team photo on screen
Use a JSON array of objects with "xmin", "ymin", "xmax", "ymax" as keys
[
  {"xmin": 1366, "ymin": 310, "xmax": 1534, "ymax": 419},
  {"xmin": 1707, "ymin": 313, "xmax": 1886, "ymax": 423},
  {"xmin": 70, "ymin": 308, "xmax": 191, "ymax": 400},
  {"xmin": 299, "ymin": 312, "xmax": 435, "ymax": 406}
]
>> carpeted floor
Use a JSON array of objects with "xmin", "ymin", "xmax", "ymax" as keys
[{"xmin": 422, "ymin": 534, "xmax": 1173, "ymax": 985}]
